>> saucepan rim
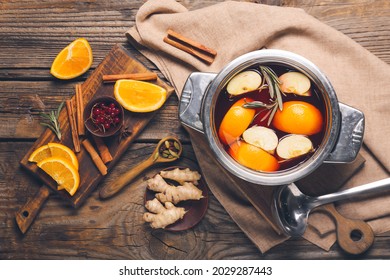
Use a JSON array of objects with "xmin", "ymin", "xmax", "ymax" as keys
[{"xmin": 201, "ymin": 49, "xmax": 340, "ymax": 185}]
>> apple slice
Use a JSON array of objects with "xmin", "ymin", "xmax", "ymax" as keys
[
  {"xmin": 278, "ymin": 71, "xmax": 311, "ymax": 96},
  {"xmin": 276, "ymin": 134, "xmax": 313, "ymax": 159},
  {"xmin": 242, "ymin": 126, "xmax": 278, "ymax": 154},
  {"xmin": 227, "ymin": 71, "xmax": 262, "ymax": 95}
]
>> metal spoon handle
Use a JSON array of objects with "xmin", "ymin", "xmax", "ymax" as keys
[{"xmin": 310, "ymin": 178, "xmax": 390, "ymax": 208}]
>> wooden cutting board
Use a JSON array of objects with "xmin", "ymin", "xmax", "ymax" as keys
[{"xmin": 20, "ymin": 44, "xmax": 174, "ymax": 208}]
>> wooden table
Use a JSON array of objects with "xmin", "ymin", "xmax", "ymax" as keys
[{"xmin": 1, "ymin": 0, "xmax": 390, "ymax": 260}]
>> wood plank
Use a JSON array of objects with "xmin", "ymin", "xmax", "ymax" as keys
[
  {"xmin": 283, "ymin": 0, "xmax": 390, "ymax": 59},
  {"xmin": 1, "ymin": 0, "xmax": 390, "ymax": 68},
  {"xmin": 0, "ymin": 46, "xmax": 159, "ymax": 80},
  {"xmin": 0, "ymin": 0, "xmax": 230, "ymax": 67}
]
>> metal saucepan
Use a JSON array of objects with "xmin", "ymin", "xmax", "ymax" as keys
[{"xmin": 179, "ymin": 49, "xmax": 364, "ymax": 186}]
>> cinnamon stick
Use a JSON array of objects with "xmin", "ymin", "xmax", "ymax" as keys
[
  {"xmin": 65, "ymin": 100, "xmax": 80, "ymax": 153},
  {"xmin": 82, "ymin": 139, "xmax": 108, "ymax": 176},
  {"xmin": 167, "ymin": 29, "xmax": 217, "ymax": 56},
  {"xmin": 92, "ymin": 135, "xmax": 113, "ymax": 164},
  {"xmin": 75, "ymin": 84, "xmax": 85, "ymax": 136},
  {"xmin": 164, "ymin": 29, "xmax": 217, "ymax": 64},
  {"xmin": 102, "ymin": 72, "xmax": 158, "ymax": 83}
]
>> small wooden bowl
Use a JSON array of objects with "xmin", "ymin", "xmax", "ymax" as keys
[{"xmin": 84, "ymin": 96, "xmax": 124, "ymax": 138}]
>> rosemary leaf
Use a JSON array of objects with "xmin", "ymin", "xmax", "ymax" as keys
[
  {"xmin": 267, "ymin": 105, "xmax": 279, "ymax": 126},
  {"xmin": 274, "ymin": 84, "xmax": 283, "ymax": 111},
  {"xmin": 260, "ymin": 109, "xmax": 272, "ymax": 123},
  {"xmin": 240, "ymin": 65, "xmax": 285, "ymax": 125},
  {"xmin": 39, "ymin": 102, "xmax": 63, "ymax": 141},
  {"xmin": 56, "ymin": 101, "xmax": 64, "ymax": 118},
  {"xmin": 39, "ymin": 113, "xmax": 52, "ymax": 121},
  {"xmin": 50, "ymin": 111, "xmax": 56, "ymax": 121},
  {"xmin": 261, "ymin": 68, "xmax": 274, "ymax": 99},
  {"xmin": 39, "ymin": 122, "xmax": 56, "ymax": 132},
  {"xmin": 262, "ymin": 66, "xmax": 282, "ymax": 84},
  {"xmin": 242, "ymin": 100, "xmax": 273, "ymax": 109},
  {"xmin": 260, "ymin": 66, "xmax": 274, "ymax": 98}
]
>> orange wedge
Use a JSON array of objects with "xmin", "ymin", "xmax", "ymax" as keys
[
  {"xmin": 114, "ymin": 79, "xmax": 167, "ymax": 112},
  {"xmin": 50, "ymin": 38, "xmax": 93, "ymax": 80},
  {"xmin": 37, "ymin": 157, "xmax": 80, "ymax": 196}
]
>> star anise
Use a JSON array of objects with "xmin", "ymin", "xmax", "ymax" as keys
[{"xmin": 118, "ymin": 126, "xmax": 132, "ymax": 143}]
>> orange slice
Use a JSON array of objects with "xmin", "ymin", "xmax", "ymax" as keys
[
  {"xmin": 114, "ymin": 79, "xmax": 167, "ymax": 112},
  {"xmin": 47, "ymin": 143, "xmax": 79, "ymax": 170},
  {"xmin": 50, "ymin": 38, "xmax": 93, "ymax": 80},
  {"xmin": 29, "ymin": 143, "xmax": 79, "ymax": 170},
  {"xmin": 37, "ymin": 157, "xmax": 80, "ymax": 196},
  {"xmin": 29, "ymin": 143, "xmax": 79, "ymax": 193},
  {"xmin": 28, "ymin": 144, "xmax": 52, "ymax": 163}
]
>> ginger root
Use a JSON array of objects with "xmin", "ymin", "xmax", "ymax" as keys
[
  {"xmin": 146, "ymin": 174, "xmax": 171, "ymax": 193},
  {"xmin": 143, "ymin": 198, "xmax": 186, "ymax": 229},
  {"xmin": 144, "ymin": 167, "xmax": 204, "ymax": 229},
  {"xmin": 146, "ymin": 174, "xmax": 203, "ymax": 204},
  {"xmin": 160, "ymin": 168, "xmax": 201, "ymax": 185},
  {"xmin": 156, "ymin": 182, "xmax": 203, "ymax": 204}
]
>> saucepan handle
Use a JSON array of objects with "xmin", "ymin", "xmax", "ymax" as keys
[
  {"xmin": 324, "ymin": 103, "xmax": 365, "ymax": 163},
  {"xmin": 179, "ymin": 72, "xmax": 217, "ymax": 133}
]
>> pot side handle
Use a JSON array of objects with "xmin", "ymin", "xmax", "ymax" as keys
[
  {"xmin": 324, "ymin": 103, "xmax": 365, "ymax": 164},
  {"xmin": 179, "ymin": 72, "xmax": 217, "ymax": 133}
]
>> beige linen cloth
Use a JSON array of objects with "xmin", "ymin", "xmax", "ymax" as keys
[{"xmin": 127, "ymin": 0, "xmax": 390, "ymax": 253}]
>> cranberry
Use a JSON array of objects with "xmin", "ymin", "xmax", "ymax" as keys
[
  {"xmin": 92, "ymin": 108, "xmax": 101, "ymax": 116},
  {"xmin": 97, "ymin": 116, "xmax": 105, "ymax": 123},
  {"xmin": 113, "ymin": 108, "xmax": 120, "ymax": 115},
  {"xmin": 89, "ymin": 99, "xmax": 122, "ymax": 133}
]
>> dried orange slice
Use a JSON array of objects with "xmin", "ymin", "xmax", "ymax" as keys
[
  {"xmin": 37, "ymin": 157, "xmax": 80, "ymax": 196},
  {"xmin": 114, "ymin": 79, "xmax": 167, "ymax": 112},
  {"xmin": 50, "ymin": 38, "xmax": 93, "ymax": 80}
]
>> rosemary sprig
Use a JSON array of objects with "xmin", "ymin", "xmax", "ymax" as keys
[
  {"xmin": 260, "ymin": 66, "xmax": 283, "ymax": 111},
  {"xmin": 242, "ymin": 66, "xmax": 284, "ymax": 125},
  {"xmin": 39, "ymin": 101, "xmax": 64, "ymax": 140}
]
